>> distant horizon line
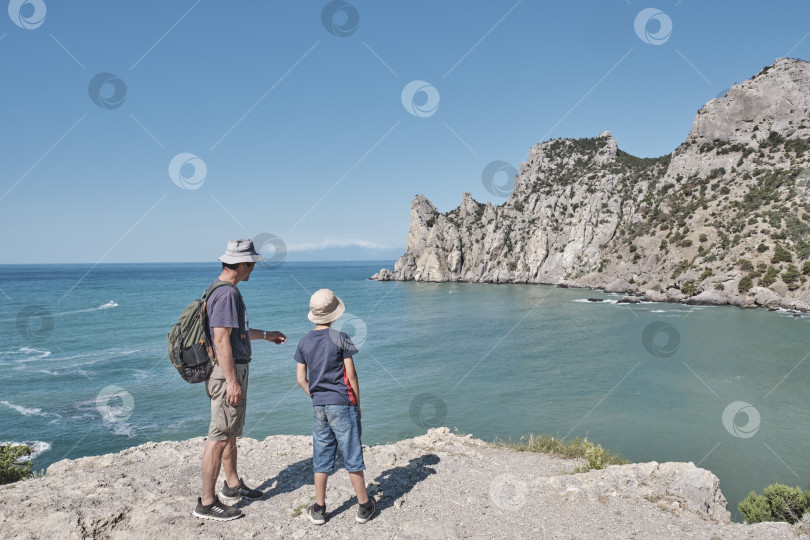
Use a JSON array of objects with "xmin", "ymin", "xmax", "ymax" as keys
[{"xmin": 0, "ymin": 259, "xmax": 399, "ymax": 266}]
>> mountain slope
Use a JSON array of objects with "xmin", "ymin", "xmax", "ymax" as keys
[{"xmin": 373, "ymin": 58, "xmax": 810, "ymax": 310}]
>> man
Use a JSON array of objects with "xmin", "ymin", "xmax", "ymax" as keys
[{"xmin": 193, "ymin": 239, "xmax": 287, "ymax": 521}]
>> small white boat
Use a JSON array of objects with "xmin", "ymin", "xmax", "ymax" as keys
[{"xmin": 105, "ymin": 300, "xmax": 118, "ymax": 307}]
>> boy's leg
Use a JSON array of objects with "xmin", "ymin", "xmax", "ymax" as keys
[
  {"xmin": 314, "ymin": 472, "xmax": 328, "ymax": 506},
  {"xmin": 312, "ymin": 406, "xmax": 338, "ymax": 507},
  {"xmin": 328, "ymin": 405, "xmax": 368, "ymax": 502},
  {"xmin": 349, "ymin": 471, "xmax": 369, "ymax": 504}
]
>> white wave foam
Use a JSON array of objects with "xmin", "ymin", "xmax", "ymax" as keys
[
  {"xmin": 1, "ymin": 400, "xmax": 62, "ymax": 421},
  {"xmin": 0, "ymin": 347, "xmax": 51, "ymax": 366},
  {"xmin": 0, "ymin": 440, "xmax": 52, "ymax": 460},
  {"xmin": 18, "ymin": 347, "xmax": 51, "ymax": 358}
]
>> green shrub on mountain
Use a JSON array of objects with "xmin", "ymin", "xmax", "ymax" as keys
[
  {"xmin": 782, "ymin": 264, "xmax": 800, "ymax": 289},
  {"xmin": 760, "ymin": 267, "xmax": 780, "ymax": 286},
  {"xmin": 0, "ymin": 444, "xmax": 33, "ymax": 485},
  {"xmin": 738, "ymin": 483, "xmax": 810, "ymax": 524},
  {"xmin": 738, "ymin": 259, "xmax": 754, "ymax": 271},
  {"xmin": 771, "ymin": 243, "xmax": 793, "ymax": 263},
  {"xmin": 681, "ymin": 280, "xmax": 697, "ymax": 296},
  {"xmin": 738, "ymin": 275, "xmax": 753, "ymax": 292}
]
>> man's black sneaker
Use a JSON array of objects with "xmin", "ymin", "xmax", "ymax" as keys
[
  {"xmin": 193, "ymin": 497, "xmax": 243, "ymax": 521},
  {"xmin": 306, "ymin": 503, "xmax": 326, "ymax": 525},
  {"xmin": 218, "ymin": 478, "xmax": 263, "ymax": 501},
  {"xmin": 356, "ymin": 498, "xmax": 376, "ymax": 524}
]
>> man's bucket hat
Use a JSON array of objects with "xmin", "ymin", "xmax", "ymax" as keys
[
  {"xmin": 218, "ymin": 239, "xmax": 264, "ymax": 264},
  {"xmin": 308, "ymin": 289, "xmax": 345, "ymax": 324}
]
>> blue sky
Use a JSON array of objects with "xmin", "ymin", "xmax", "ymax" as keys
[{"xmin": 1, "ymin": 0, "xmax": 809, "ymax": 263}]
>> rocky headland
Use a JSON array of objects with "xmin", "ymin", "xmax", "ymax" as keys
[
  {"xmin": 373, "ymin": 58, "xmax": 810, "ymax": 312},
  {"xmin": 1, "ymin": 428, "xmax": 806, "ymax": 539}
]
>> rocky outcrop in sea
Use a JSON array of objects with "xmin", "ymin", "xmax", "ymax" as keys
[
  {"xmin": 373, "ymin": 58, "xmax": 810, "ymax": 311},
  {"xmin": 1, "ymin": 428, "xmax": 806, "ymax": 538}
]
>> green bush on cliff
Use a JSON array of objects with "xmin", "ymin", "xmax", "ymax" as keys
[
  {"xmin": 0, "ymin": 444, "xmax": 34, "ymax": 485},
  {"xmin": 782, "ymin": 264, "xmax": 800, "ymax": 289},
  {"xmin": 771, "ymin": 243, "xmax": 793, "ymax": 263},
  {"xmin": 502, "ymin": 434, "xmax": 627, "ymax": 472},
  {"xmin": 738, "ymin": 483, "xmax": 810, "ymax": 524}
]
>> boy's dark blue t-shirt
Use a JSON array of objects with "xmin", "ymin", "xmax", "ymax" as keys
[{"xmin": 294, "ymin": 328, "xmax": 358, "ymax": 406}]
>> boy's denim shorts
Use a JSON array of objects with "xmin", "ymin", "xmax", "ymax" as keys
[{"xmin": 312, "ymin": 405, "xmax": 365, "ymax": 473}]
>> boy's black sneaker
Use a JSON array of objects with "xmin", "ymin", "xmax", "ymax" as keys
[
  {"xmin": 306, "ymin": 503, "xmax": 326, "ymax": 525},
  {"xmin": 218, "ymin": 478, "xmax": 263, "ymax": 501},
  {"xmin": 356, "ymin": 498, "xmax": 376, "ymax": 523},
  {"xmin": 193, "ymin": 497, "xmax": 243, "ymax": 521}
]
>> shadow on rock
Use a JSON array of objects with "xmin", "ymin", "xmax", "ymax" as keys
[
  {"xmin": 330, "ymin": 453, "xmax": 440, "ymax": 519},
  {"xmin": 234, "ymin": 457, "xmax": 312, "ymax": 508}
]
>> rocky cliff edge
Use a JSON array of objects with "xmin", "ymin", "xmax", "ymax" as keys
[{"xmin": 0, "ymin": 428, "xmax": 806, "ymax": 539}]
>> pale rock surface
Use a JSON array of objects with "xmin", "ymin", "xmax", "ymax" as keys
[{"xmin": 0, "ymin": 429, "xmax": 806, "ymax": 539}]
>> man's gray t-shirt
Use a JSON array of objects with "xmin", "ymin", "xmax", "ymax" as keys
[{"xmin": 206, "ymin": 281, "xmax": 251, "ymax": 361}]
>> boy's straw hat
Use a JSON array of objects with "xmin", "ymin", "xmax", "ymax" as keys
[{"xmin": 308, "ymin": 289, "xmax": 345, "ymax": 324}]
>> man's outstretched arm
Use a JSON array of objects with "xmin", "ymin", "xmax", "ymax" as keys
[{"xmin": 249, "ymin": 328, "xmax": 287, "ymax": 344}]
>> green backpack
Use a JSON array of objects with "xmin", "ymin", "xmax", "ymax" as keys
[{"xmin": 167, "ymin": 281, "xmax": 241, "ymax": 383}]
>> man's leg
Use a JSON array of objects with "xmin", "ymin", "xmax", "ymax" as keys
[
  {"xmin": 221, "ymin": 437, "xmax": 240, "ymax": 488},
  {"xmin": 201, "ymin": 438, "xmax": 228, "ymax": 505}
]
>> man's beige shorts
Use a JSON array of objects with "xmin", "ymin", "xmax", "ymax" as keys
[{"xmin": 206, "ymin": 363, "xmax": 249, "ymax": 441}]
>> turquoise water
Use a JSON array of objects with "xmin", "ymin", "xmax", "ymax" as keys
[{"xmin": 2, "ymin": 262, "xmax": 809, "ymax": 521}]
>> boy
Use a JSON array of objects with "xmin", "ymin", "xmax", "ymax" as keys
[{"xmin": 295, "ymin": 289, "xmax": 376, "ymax": 525}]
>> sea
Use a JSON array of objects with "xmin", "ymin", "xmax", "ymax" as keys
[{"xmin": 1, "ymin": 261, "xmax": 809, "ymax": 521}]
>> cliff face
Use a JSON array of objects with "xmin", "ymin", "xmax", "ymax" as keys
[{"xmin": 374, "ymin": 58, "xmax": 810, "ymax": 310}]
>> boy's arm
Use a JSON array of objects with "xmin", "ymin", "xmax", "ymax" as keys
[
  {"xmin": 296, "ymin": 363, "xmax": 310, "ymax": 397},
  {"xmin": 344, "ymin": 357, "xmax": 360, "ymax": 417}
]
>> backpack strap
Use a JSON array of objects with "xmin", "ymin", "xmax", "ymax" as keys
[{"xmin": 202, "ymin": 280, "xmax": 235, "ymax": 301}]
